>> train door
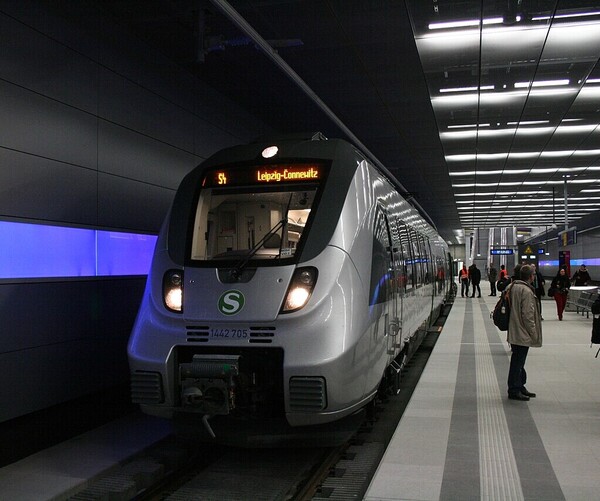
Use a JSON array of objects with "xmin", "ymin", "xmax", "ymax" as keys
[
  {"xmin": 382, "ymin": 211, "xmax": 399, "ymax": 360},
  {"xmin": 368, "ymin": 206, "xmax": 396, "ymax": 384}
]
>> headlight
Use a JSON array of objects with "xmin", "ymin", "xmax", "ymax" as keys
[
  {"xmin": 163, "ymin": 270, "xmax": 183, "ymax": 312},
  {"xmin": 281, "ymin": 267, "xmax": 318, "ymax": 313}
]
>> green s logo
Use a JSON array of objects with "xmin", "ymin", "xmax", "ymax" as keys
[{"xmin": 218, "ymin": 290, "xmax": 245, "ymax": 315}]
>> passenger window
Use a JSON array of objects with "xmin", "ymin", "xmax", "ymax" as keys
[
  {"xmin": 398, "ymin": 223, "xmax": 415, "ymax": 291},
  {"xmin": 369, "ymin": 207, "xmax": 393, "ymax": 306}
]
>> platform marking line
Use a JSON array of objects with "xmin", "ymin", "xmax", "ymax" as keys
[{"xmin": 474, "ymin": 314, "xmax": 524, "ymax": 501}]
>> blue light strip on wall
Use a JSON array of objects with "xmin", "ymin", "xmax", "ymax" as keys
[
  {"xmin": 0, "ymin": 221, "xmax": 157, "ymax": 279},
  {"xmin": 538, "ymin": 258, "xmax": 599, "ymax": 268}
]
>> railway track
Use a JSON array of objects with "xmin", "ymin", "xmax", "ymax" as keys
[{"xmin": 66, "ymin": 301, "xmax": 451, "ymax": 500}]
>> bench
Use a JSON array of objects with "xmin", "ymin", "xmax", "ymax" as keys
[{"xmin": 566, "ymin": 288, "xmax": 599, "ymax": 318}]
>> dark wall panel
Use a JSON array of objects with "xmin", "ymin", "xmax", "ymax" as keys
[
  {"xmin": 97, "ymin": 173, "xmax": 174, "ymax": 232},
  {"xmin": 0, "ymin": 81, "xmax": 98, "ymax": 169},
  {"xmin": 0, "ymin": 1, "xmax": 269, "ymax": 423},
  {"xmin": 0, "ymin": 278, "xmax": 146, "ymax": 422},
  {"xmin": 97, "ymin": 121, "xmax": 199, "ymax": 189},
  {"xmin": 0, "ymin": 148, "xmax": 98, "ymax": 225}
]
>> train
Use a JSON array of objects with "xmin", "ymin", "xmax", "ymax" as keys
[{"xmin": 128, "ymin": 133, "xmax": 452, "ymax": 445}]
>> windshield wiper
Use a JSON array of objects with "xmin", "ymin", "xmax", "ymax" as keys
[{"xmin": 229, "ymin": 218, "xmax": 286, "ymax": 281}]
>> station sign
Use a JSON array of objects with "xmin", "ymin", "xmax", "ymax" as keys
[
  {"xmin": 558, "ymin": 227, "xmax": 577, "ymax": 247},
  {"xmin": 490, "ymin": 249, "xmax": 513, "ymax": 255}
]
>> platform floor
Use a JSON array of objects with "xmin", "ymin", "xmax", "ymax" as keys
[
  {"xmin": 365, "ymin": 291, "xmax": 600, "ymax": 501},
  {"xmin": 0, "ymin": 413, "xmax": 172, "ymax": 500}
]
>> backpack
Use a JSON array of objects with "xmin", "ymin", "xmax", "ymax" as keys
[
  {"xmin": 492, "ymin": 287, "xmax": 511, "ymax": 331},
  {"xmin": 496, "ymin": 277, "xmax": 510, "ymax": 292}
]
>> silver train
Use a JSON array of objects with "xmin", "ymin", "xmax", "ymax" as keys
[{"xmin": 128, "ymin": 133, "xmax": 452, "ymax": 442}]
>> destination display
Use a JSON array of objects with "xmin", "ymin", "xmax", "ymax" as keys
[{"xmin": 203, "ymin": 163, "xmax": 323, "ymax": 187}]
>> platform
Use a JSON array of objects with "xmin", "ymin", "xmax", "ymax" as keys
[
  {"xmin": 365, "ymin": 291, "xmax": 600, "ymax": 500},
  {"xmin": 0, "ymin": 413, "xmax": 172, "ymax": 500}
]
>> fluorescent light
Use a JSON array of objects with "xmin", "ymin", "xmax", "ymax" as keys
[
  {"xmin": 428, "ymin": 17, "xmax": 504, "ymax": 30},
  {"xmin": 447, "ymin": 123, "xmax": 491, "ymax": 129},
  {"xmin": 506, "ymin": 120, "xmax": 549, "ymax": 126},
  {"xmin": 441, "ymin": 124, "xmax": 597, "ymax": 140},
  {"xmin": 514, "ymin": 79, "xmax": 569, "ymax": 88},
  {"xmin": 532, "ymin": 11, "xmax": 600, "ymax": 21},
  {"xmin": 440, "ymin": 85, "xmax": 494, "ymax": 93},
  {"xmin": 449, "ymin": 166, "xmax": 600, "ymax": 176}
]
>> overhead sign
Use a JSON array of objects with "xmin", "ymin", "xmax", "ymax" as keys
[
  {"xmin": 490, "ymin": 249, "xmax": 513, "ymax": 255},
  {"xmin": 558, "ymin": 227, "xmax": 577, "ymax": 247}
]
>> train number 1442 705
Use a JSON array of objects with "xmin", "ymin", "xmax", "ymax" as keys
[{"xmin": 210, "ymin": 327, "xmax": 248, "ymax": 339}]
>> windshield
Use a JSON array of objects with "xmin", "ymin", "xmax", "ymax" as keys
[{"xmin": 189, "ymin": 183, "xmax": 319, "ymax": 264}]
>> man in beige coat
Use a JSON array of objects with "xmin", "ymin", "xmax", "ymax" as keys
[{"xmin": 506, "ymin": 264, "xmax": 543, "ymax": 401}]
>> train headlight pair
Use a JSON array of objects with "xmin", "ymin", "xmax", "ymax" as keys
[
  {"xmin": 163, "ymin": 270, "xmax": 183, "ymax": 312},
  {"xmin": 281, "ymin": 267, "xmax": 318, "ymax": 313}
]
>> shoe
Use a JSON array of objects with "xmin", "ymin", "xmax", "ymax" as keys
[
  {"xmin": 488, "ymin": 294, "xmax": 494, "ymax": 296},
  {"xmin": 541, "ymin": 317, "xmax": 544, "ymax": 321},
  {"xmin": 559, "ymin": 316, "xmax": 563, "ymax": 321},
  {"xmin": 521, "ymin": 388, "xmax": 536, "ymax": 398},
  {"xmin": 508, "ymin": 393, "xmax": 530, "ymax": 401},
  {"xmin": 478, "ymin": 295, "xmax": 481, "ymax": 298}
]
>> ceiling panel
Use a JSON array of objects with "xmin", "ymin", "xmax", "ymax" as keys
[{"xmin": 95, "ymin": 0, "xmax": 600, "ymax": 243}]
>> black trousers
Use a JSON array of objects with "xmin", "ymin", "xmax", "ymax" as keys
[
  {"xmin": 508, "ymin": 344, "xmax": 529, "ymax": 395},
  {"xmin": 490, "ymin": 280, "xmax": 496, "ymax": 295}
]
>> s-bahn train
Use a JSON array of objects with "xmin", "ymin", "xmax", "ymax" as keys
[{"xmin": 128, "ymin": 133, "xmax": 452, "ymax": 444}]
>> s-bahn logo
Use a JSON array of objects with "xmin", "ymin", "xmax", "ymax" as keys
[{"xmin": 218, "ymin": 290, "xmax": 245, "ymax": 316}]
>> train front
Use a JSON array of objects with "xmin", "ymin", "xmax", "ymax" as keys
[{"xmin": 128, "ymin": 139, "xmax": 368, "ymax": 442}]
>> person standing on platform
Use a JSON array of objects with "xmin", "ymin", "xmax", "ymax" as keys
[
  {"xmin": 550, "ymin": 268, "xmax": 571, "ymax": 320},
  {"xmin": 459, "ymin": 265, "xmax": 469, "ymax": 297},
  {"xmin": 572, "ymin": 264, "xmax": 592, "ymax": 286},
  {"xmin": 470, "ymin": 263, "xmax": 481, "ymax": 298},
  {"xmin": 497, "ymin": 264, "xmax": 509, "ymax": 291},
  {"xmin": 488, "ymin": 262, "xmax": 498, "ymax": 296},
  {"xmin": 507, "ymin": 264, "xmax": 542, "ymax": 401},
  {"xmin": 531, "ymin": 263, "xmax": 545, "ymax": 320}
]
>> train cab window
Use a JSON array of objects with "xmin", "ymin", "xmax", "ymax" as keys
[{"xmin": 189, "ymin": 163, "xmax": 325, "ymax": 265}]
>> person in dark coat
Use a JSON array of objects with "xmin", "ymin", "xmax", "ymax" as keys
[
  {"xmin": 550, "ymin": 268, "xmax": 571, "ymax": 320},
  {"xmin": 470, "ymin": 263, "xmax": 481, "ymax": 298},
  {"xmin": 488, "ymin": 262, "xmax": 498, "ymax": 296},
  {"xmin": 572, "ymin": 264, "xmax": 592, "ymax": 286},
  {"xmin": 531, "ymin": 263, "xmax": 545, "ymax": 320}
]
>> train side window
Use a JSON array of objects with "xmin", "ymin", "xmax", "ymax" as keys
[
  {"xmin": 396, "ymin": 221, "xmax": 408, "ymax": 294},
  {"xmin": 388, "ymin": 216, "xmax": 406, "ymax": 297},
  {"xmin": 409, "ymin": 227, "xmax": 422, "ymax": 288},
  {"xmin": 420, "ymin": 235, "xmax": 434, "ymax": 284},
  {"xmin": 369, "ymin": 207, "xmax": 393, "ymax": 306},
  {"xmin": 398, "ymin": 222, "xmax": 415, "ymax": 291}
]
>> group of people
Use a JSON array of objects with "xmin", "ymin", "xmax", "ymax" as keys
[
  {"xmin": 461, "ymin": 261, "xmax": 593, "ymax": 321},
  {"xmin": 475, "ymin": 262, "xmax": 593, "ymax": 401},
  {"xmin": 458, "ymin": 263, "xmax": 482, "ymax": 298}
]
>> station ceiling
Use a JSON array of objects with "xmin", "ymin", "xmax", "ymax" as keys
[{"xmin": 100, "ymin": 1, "xmax": 600, "ymax": 244}]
